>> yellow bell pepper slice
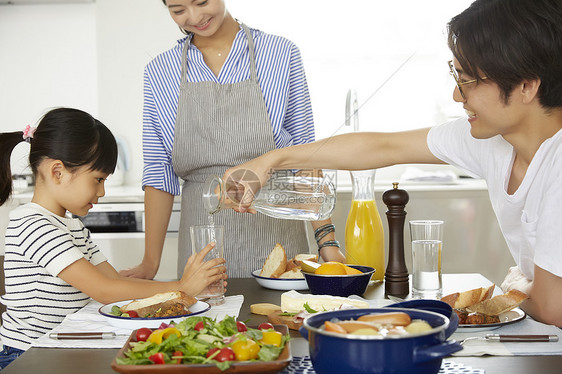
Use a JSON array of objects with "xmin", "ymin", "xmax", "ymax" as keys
[
  {"xmin": 147, "ymin": 327, "xmax": 181, "ymax": 344},
  {"xmin": 231, "ymin": 339, "xmax": 260, "ymax": 361},
  {"xmin": 259, "ymin": 330, "xmax": 283, "ymax": 347}
]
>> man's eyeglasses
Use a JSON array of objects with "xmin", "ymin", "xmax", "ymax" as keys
[{"xmin": 448, "ymin": 60, "xmax": 487, "ymax": 99}]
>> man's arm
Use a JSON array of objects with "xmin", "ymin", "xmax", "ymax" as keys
[
  {"xmin": 520, "ymin": 265, "xmax": 562, "ymax": 326},
  {"xmin": 224, "ymin": 128, "xmax": 444, "ymax": 210}
]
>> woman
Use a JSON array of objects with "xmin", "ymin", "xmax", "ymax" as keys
[
  {"xmin": 224, "ymin": 0, "xmax": 562, "ymax": 326},
  {"xmin": 121, "ymin": 0, "xmax": 344, "ymax": 280}
]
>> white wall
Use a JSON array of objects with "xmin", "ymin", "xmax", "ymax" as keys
[
  {"xmin": 2, "ymin": 0, "xmax": 474, "ymax": 185},
  {"xmin": 0, "ymin": 3, "xmax": 97, "ymax": 174}
]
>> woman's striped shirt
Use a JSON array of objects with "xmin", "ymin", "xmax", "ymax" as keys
[
  {"xmin": 0, "ymin": 203, "xmax": 107, "ymax": 350},
  {"xmin": 142, "ymin": 25, "xmax": 315, "ymax": 195}
]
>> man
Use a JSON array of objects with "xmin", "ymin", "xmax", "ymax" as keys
[{"xmin": 224, "ymin": 0, "xmax": 562, "ymax": 326}]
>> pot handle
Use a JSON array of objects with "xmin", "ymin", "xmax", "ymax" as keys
[
  {"xmin": 413, "ymin": 340, "xmax": 463, "ymax": 364},
  {"xmin": 299, "ymin": 326, "xmax": 309, "ymax": 341}
]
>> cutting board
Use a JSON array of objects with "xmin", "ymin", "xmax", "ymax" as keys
[{"xmin": 267, "ymin": 311, "xmax": 303, "ymax": 331}]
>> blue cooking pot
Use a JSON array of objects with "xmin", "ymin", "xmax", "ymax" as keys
[{"xmin": 300, "ymin": 307, "xmax": 462, "ymax": 374}]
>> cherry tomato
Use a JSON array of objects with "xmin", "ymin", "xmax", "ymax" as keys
[
  {"xmin": 194, "ymin": 321, "xmax": 205, "ymax": 331},
  {"xmin": 260, "ymin": 330, "xmax": 283, "ymax": 347},
  {"xmin": 206, "ymin": 347, "xmax": 220, "ymax": 358},
  {"xmin": 236, "ymin": 321, "xmax": 248, "ymax": 332},
  {"xmin": 148, "ymin": 352, "xmax": 165, "ymax": 364},
  {"xmin": 122, "ymin": 310, "xmax": 139, "ymax": 318},
  {"xmin": 172, "ymin": 350, "xmax": 183, "ymax": 364},
  {"xmin": 231, "ymin": 339, "xmax": 260, "ymax": 361},
  {"xmin": 135, "ymin": 327, "xmax": 152, "ymax": 342},
  {"xmin": 207, "ymin": 347, "xmax": 235, "ymax": 362},
  {"xmin": 258, "ymin": 322, "xmax": 274, "ymax": 330}
]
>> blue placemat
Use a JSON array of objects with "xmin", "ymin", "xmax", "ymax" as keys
[{"xmin": 279, "ymin": 357, "xmax": 485, "ymax": 374}]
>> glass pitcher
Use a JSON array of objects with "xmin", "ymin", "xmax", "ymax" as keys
[
  {"xmin": 203, "ymin": 172, "xmax": 336, "ymax": 221},
  {"xmin": 345, "ymin": 169, "xmax": 385, "ymax": 281}
]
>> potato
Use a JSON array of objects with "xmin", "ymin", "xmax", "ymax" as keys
[
  {"xmin": 405, "ymin": 320, "xmax": 432, "ymax": 334},
  {"xmin": 349, "ymin": 328, "xmax": 380, "ymax": 336}
]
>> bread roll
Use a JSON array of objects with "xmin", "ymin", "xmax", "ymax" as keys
[
  {"xmin": 259, "ymin": 243, "xmax": 287, "ymax": 278},
  {"xmin": 466, "ymin": 289, "xmax": 528, "ymax": 315},
  {"xmin": 441, "ymin": 284, "xmax": 495, "ymax": 309},
  {"xmin": 120, "ymin": 291, "xmax": 197, "ymax": 318}
]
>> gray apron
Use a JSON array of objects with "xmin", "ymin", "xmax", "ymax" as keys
[{"xmin": 171, "ymin": 24, "xmax": 308, "ymax": 278}]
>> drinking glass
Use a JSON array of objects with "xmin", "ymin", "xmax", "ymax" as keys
[
  {"xmin": 409, "ymin": 220, "xmax": 444, "ymax": 299},
  {"xmin": 190, "ymin": 225, "xmax": 225, "ymax": 306}
]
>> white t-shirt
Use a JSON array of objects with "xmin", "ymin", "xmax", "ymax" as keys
[
  {"xmin": 0, "ymin": 203, "xmax": 108, "ymax": 350},
  {"xmin": 428, "ymin": 118, "xmax": 562, "ymax": 281}
]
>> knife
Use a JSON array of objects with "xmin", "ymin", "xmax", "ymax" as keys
[
  {"xmin": 485, "ymin": 334, "xmax": 559, "ymax": 342},
  {"xmin": 460, "ymin": 334, "xmax": 559, "ymax": 345},
  {"xmin": 49, "ymin": 332, "xmax": 130, "ymax": 340}
]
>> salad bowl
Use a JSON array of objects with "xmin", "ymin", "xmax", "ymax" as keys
[{"xmin": 111, "ymin": 321, "xmax": 291, "ymax": 373}]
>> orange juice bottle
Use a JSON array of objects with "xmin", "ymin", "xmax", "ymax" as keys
[{"xmin": 345, "ymin": 170, "xmax": 385, "ymax": 281}]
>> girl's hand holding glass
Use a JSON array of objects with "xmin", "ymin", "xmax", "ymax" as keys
[{"xmin": 179, "ymin": 242, "xmax": 227, "ymax": 298}]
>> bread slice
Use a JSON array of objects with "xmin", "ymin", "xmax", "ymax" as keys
[
  {"xmin": 441, "ymin": 284, "xmax": 495, "ymax": 309},
  {"xmin": 466, "ymin": 289, "xmax": 528, "ymax": 315},
  {"xmin": 278, "ymin": 268, "xmax": 304, "ymax": 279},
  {"xmin": 259, "ymin": 243, "xmax": 287, "ymax": 278},
  {"xmin": 120, "ymin": 291, "xmax": 197, "ymax": 318},
  {"xmin": 294, "ymin": 253, "xmax": 318, "ymax": 263},
  {"xmin": 285, "ymin": 259, "xmax": 300, "ymax": 272},
  {"xmin": 286, "ymin": 254, "xmax": 318, "ymax": 271}
]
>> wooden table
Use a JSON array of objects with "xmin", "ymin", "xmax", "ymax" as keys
[{"xmin": 3, "ymin": 274, "xmax": 561, "ymax": 374}]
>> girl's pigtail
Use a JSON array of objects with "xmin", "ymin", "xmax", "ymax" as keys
[{"xmin": 0, "ymin": 131, "xmax": 27, "ymax": 206}]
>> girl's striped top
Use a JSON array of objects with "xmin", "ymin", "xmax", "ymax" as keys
[
  {"xmin": 142, "ymin": 25, "xmax": 315, "ymax": 195},
  {"xmin": 0, "ymin": 203, "xmax": 107, "ymax": 350}
]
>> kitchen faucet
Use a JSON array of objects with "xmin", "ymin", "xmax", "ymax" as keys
[{"xmin": 345, "ymin": 89, "xmax": 359, "ymax": 132}]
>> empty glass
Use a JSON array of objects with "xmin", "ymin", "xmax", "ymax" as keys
[{"xmin": 190, "ymin": 225, "xmax": 225, "ymax": 306}]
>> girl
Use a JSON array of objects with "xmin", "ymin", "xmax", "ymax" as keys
[
  {"xmin": 0, "ymin": 108, "xmax": 226, "ymax": 368},
  {"xmin": 120, "ymin": 0, "xmax": 345, "ymax": 281}
]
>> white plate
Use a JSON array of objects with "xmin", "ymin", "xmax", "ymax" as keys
[
  {"xmin": 251, "ymin": 269, "xmax": 309, "ymax": 291},
  {"xmin": 456, "ymin": 307, "xmax": 526, "ymax": 332},
  {"xmin": 98, "ymin": 300, "xmax": 210, "ymax": 329}
]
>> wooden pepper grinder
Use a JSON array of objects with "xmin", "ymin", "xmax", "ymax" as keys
[{"xmin": 382, "ymin": 182, "xmax": 410, "ymax": 298}]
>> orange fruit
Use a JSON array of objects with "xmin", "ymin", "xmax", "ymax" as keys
[
  {"xmin": 343, "ymin": 265, "xmax": 363, "ymax": 275},
  {"xmin": 315, "ymin": 262, "xmax": 346, "ymax": 275}
]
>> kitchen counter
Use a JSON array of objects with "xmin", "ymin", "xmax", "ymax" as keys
[
  {"xmin": 2, "ymin": 274, "xmax": 561, "ymax": 374},
  {"xmin": 10, "ymin": 177, "xmax": 488, "ymax": 204}
]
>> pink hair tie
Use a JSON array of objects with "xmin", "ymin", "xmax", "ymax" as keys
[{"xmin": 22, "ymin": 125, "xmax": 37, "ymax": 143}]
